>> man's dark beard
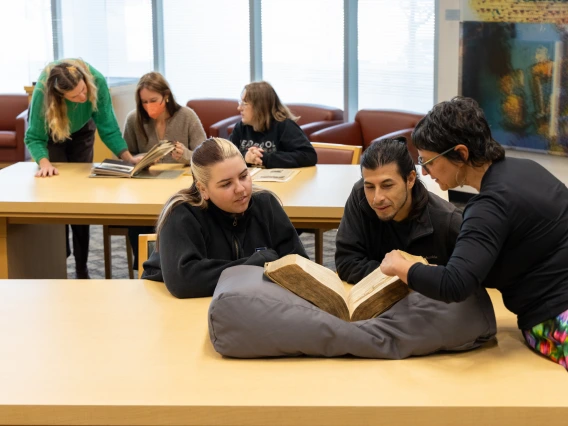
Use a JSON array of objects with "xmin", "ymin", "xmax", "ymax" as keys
[{"xmin": 379, "ymin": 190, "xmax": 409, "ymax": 222}]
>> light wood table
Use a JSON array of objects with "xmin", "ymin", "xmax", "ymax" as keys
[
  {"xmin": 0, "ymin": 281, "xmax": 565, "ymax": 426},
  {"xmin": 0, "ymin": 162, "xmax": 445, "ymax": 279}
]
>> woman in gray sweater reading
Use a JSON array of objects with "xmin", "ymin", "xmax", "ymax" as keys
[
  {"xmin": 123, "ymin": 71, "xmax": 207, "ymax": 270},
  {"xmin": 123, "ymin": 71, "xmax": 206, "ymax": 164}
]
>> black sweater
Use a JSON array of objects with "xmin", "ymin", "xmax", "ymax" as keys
[
  {"xmin": 336, "ymin": 179, "xmax": 463, "ymax": 283},
  {"xmin": 408, "ymin": 157, "xmax": 568, "ymax": 329},
  {"xmin": 142, "ymin": 191, "xmax": 308, "ymax": 298},
  {"xmin": 230, "ymin": 118, "xmax": 317, "ymax": 168}
]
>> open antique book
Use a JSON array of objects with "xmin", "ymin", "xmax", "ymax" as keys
[
  {"xmin": 91, "ymin": 141, "xmax": 175, "ymax": 178},
  {"xmin": 264, "ymin": 252, "xmax": 428, "ymax": 321}
]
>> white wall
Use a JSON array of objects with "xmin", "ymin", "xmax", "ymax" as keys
[{"xmin": 436, "ymin": 0, "xmax": 461, "ymax": 102}]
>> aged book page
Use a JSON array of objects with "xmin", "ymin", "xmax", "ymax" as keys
[
  {"xmin": 346, "ymin": 251, "xmax": 428, "ymax": 320},
  {"xmin": 264, "ymin": 251, "xmax": 427, "ymax": 322},
  {"xmin": 346, "ymin": 270, "xmax": 400, "ymax": 318},
  {"xmin": 264, "ymin": 255, "xmax": 350, "ymax": 320}
]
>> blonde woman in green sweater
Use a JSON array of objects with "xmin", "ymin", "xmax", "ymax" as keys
[{"xmin": 24, "ymin": 58, "xmax": 140, "ymax": 278}]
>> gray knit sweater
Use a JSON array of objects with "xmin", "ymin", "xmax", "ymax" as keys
[{"xmin": 123, "ymin": 106, "xmax": 206, "ymax": 164}]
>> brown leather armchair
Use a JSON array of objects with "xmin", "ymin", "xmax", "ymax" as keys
[
  {"xmin": 287, "ymin": 103, "xmax": 343, "ymax": 137},
  {"xmin": 311, "ymin": 142, "xmax": 362, "ymax": 165},
  {"xmin": 186, "ymin": 98, "xmax": 241, "ymax": 139},
  {"xmin": 227, "ymin": 103, "xmax": 344, "ymax": 137},
  {"xmin": 376, "ymin": 128, "xmax": 418, "ymax": 164},
  {"xmin": 310, "ymin": 109, "xmax": 423, "ymax": 162},
  {"xmin": 0, "ymin": 94, "xmax": 30, "ymax": 163}
]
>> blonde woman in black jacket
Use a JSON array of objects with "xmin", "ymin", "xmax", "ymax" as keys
[{"xmin": 142, "ymin": 137, "xmax": 308, "ymax": 298}]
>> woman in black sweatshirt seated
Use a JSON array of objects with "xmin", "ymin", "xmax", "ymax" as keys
[
  {"xmin": 142, "ymin": 137, "xmax": 308, "ymax": 298},
  {"xmin": 229, "ymin": 81, "xmax": 317, "ymax": 168}
]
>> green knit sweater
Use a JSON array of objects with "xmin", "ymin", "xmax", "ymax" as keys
[{"xmin": 24, "ymin": 61, "xmax": 128, "ymax": 162}]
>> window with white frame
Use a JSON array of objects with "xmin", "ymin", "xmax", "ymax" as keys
[
  {"xmin": 358, "ymin": 0, "xmax": 435, "ymax": 113},
  {"xmin": 261, "ymin": 0, "xmax": 344, "ymax": 108},
  {"xmin": 162, "ymin": 0, "xmax": 250, "ymax": 104},
  {"xmin": 0, "ymin": 0, "xmax": 53, "ymax": 92},
  {"xmin": 59, "ymin": 0, "xmax": 154, "ymax": 80},
  {"xmin": 3, "ymin": 1, "xmax": 438, "ymax": 116}
]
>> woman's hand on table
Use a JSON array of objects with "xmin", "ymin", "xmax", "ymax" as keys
[{"xmin": 35, "ymin": 158, "xmax": 59, "ymax": 177}]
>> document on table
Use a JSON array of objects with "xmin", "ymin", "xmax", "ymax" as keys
[{"xmin": 250, "ymin": 168, "xmax": 300, "ymax": 182}]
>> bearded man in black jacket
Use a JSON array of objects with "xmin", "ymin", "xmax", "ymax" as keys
[{"xmin": 336, "ymin": 137, "xmax": 462, "ymax": 283}]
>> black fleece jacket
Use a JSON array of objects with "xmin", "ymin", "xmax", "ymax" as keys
[
  {"xmin": 142, "ymin": 191, "xmax": 308, "ymax": 298},
  {"xmin": 408, "ymin": 157, "xmax": 568, "ymax": 329},
  {"xmin": 336, "ymin": 179, "xmax": 463, "ymax": 284},
  {"xmin": 230, "ymin": 118, "xmax": 317, "ymax": 168}
]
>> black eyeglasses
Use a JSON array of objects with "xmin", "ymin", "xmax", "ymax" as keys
[{"xmin": 418, "ymin": 146, "xmax": 457, "ymax": 174}]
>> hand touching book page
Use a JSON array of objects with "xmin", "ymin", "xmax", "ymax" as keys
[
  {"xmin": 91, "ymin": 141, "xmax": 175, "ymax": 178},
  {"xmin": 264, "ymin": 252, "xmax": 428, "ymax": 321}
]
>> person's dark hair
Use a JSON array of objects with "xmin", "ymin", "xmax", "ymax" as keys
[
  {"xmin": 242, "ymin": 81, "xmax": 298, "ymax": 132},
  {"xmin": 361, "ymin": 137, "xmax": 428, "ymax": 220},
  {"xmin": 412, "ymin": 96, "xmax": 505, "ymax": 167},
  {"xmin": 135, "ymin": 72, "xmax": 182, "ymax": 141}
]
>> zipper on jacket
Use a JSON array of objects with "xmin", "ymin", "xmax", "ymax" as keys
[{"xmin": 233, "ymin": 235, "xmax": 240, "ymax": 259}]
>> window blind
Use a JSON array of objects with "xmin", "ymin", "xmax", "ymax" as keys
[
  {"xmin": 261, "ymin": 0, "xmax": 344, "ymax": 108},
  {"xmin": 358, "ymin": 0, "xmax": 435, "ymax": 113},
  {"xmin": 59, "ymin": 0, "xmax": 154, "ymax": 80},
  {"xmin": 163, "ymin": 0, "xmax": 250, "ymax": 104},
  {"xmin": 0, "ymin": 0, "xmax": 53, "ymax": 92}
]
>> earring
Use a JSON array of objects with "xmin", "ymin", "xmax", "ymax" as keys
[
  {"xmin": 166, "ymin": 98, "xmax": 169, "ymax": 103},
  {"xmin": 455, "ymin": 168, "xmax": 466, "ymax": 187}
]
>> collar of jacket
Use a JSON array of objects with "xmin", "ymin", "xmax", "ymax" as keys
[
  {"xmin": 358, "ymin": 188, "xmax": 434, "ymax": 244},
  {"xmin": 207, "ymin": 196, "xmax": 255, "ymax": 231},
  {"xmin": 241, "ymin": 118, "xmax": 278, "ymax": 136}
]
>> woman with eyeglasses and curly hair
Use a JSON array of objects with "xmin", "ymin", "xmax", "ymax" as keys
[
  {"xmin": 380, "ymin": 96, "xmax": 568, "ymax": 370},
  {"xmin": 230, "ymin": 81, "xmax": 317, "ymax": 168},
  {"xmin": 24, "ymin": 58, "xmax": 141, "ymax": 278}
]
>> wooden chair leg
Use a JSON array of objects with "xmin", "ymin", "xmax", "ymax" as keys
[
  {"xmin": 138, "ymin": 234, "xmax": 149, "ymax": 276},
  {"xmin": 103, "ymin": 225, "xmax": 112, "ymax": 279},
  {"xmin": 124, "ymin": 234, "xmax": 134, "ymax": 280},
  {"xmin": 315, "ymin": 229, "xmax": 324, "ymax": 265}
]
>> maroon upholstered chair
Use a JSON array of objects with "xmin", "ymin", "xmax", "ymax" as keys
[
  {"xmin": 186, "ymin": 98, "xmax": 241, "ymax": 139},
  {"xmin": 311, "ymin": 142, "xmax": 362, "ymax": 165},
  {"xmin": 227, "ymin": 103, "xmax": 344, "ymax": 137},
  {"xmin": 310, "ymin": 109, "xmax": 423, "ymax": 163},
  {"xmin": 375, "ymin": 128, "xmax": 418, "ymax": 163},
  {"xmin": 287, "ymin": 103, "xmax": 343, "ymax": 137},
  {"xmin": 0, "ymin": 94, "xmax": 30, "ymax": 163}
]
